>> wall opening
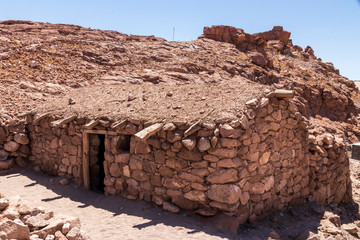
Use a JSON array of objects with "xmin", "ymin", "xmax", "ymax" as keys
[
  {"xmin": 89, "ymin": 133, "xmax": 105, "ymax": 193},
  {"xmin": 116, "ymin": 135, "xmax": 131, "ymax": 152}
]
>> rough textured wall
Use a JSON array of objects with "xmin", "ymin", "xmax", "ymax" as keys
[
  {"xmin": 28, "ymin": 117, "xmax": 84, "ymax": 183},
  {"xmin": 7, "ymin": 95, "xmax": 350, "ymax": 225},
  {"xmin": 101, "ymin": 96, "xmax": 324, "ymax": 223},
  {"xmin": 0, "ymin": 124, "xmax": 30, "ymax": 170},
  {"xmin": 308, "ymin": 132, "xmax": 351, "ymax": 205}
]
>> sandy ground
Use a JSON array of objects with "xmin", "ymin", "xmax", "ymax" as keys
[
  {"xmin": 0, "ymin": 167, "xmax": 238, "ymax": 240},
  {"xmin": 1, "ymin": 159, "xmax": 360, "ymax": 240}
]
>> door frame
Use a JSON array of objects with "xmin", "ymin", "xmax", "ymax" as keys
[{"xmin": 82, "ymin": 129, "xmax": 116, "ymax": 190}]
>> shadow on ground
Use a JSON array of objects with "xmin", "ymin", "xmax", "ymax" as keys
[{"xmin": 1, "ymin": 167, "xmax": 359, "ymax": 240}]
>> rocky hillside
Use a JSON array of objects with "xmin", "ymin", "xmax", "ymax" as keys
[{"xmin": 0, "ymin": 20, "xmax": 359, "ymax": 140}]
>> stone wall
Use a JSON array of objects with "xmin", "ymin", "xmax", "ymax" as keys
[
  {"xmin": 308, "ymin": 132, "xmax": 351, "ymax": 205},
  {"xmin": 0, "ymin": 94, "xmax": 352, "ymax": 225},
  {"xmin": 0, "ymin": 123, "xmax": 30, "ymax": 170},
  {"xmin": 28, "ymin": 116, "xmax": 84, "ymax": 184}
]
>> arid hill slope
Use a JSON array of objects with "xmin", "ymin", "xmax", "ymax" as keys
[{"xmin": 0, "ymin": 20, "xmax": 359, "ymax": 140}]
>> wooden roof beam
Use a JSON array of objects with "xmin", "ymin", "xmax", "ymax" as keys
[
  {"xmin": 51, "ymin": 115, "xmax": 77, "ymax": 127},
  {"xmin": 135, "ymin": 123, "xmax": 164, "ymax": 140}
]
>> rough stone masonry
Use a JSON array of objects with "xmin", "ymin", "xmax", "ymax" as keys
[{"xmin": 0, "ymin": 90, "xmax": 351, "ymax": 225}]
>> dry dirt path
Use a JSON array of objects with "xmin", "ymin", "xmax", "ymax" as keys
[{"xmin": 0, "ymin": 168, "xmax": 238, "ymax": 240}]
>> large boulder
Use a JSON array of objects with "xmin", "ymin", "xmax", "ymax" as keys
[
  {"xmin": 207, "ymin": 184, "xmax": 241, "ymax": 204},
  {"xmin": 0, "ymin": 219, "xmax": 30, "ymax": 240}
]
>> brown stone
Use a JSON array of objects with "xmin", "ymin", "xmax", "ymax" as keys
[
  {"xmin": 238, "ymin": 169, "xmax": 249, "ymax": 179},
  {"xmin": 197, "ymin": 137, "xmax": 211, "ymax": 152},
  {"xmin": 171, "ymin": 141, "xmax": 183, "ymax": 152},
  {"xmin": 0, "ymin": 219, "xmax": 30, "ymax": 240},
  {"xmin": 150, "ymin": 175, "xmax": 162, "ymax": 187},
  {"xmin": 163, "ymin": 178, "xmax": 184, "ymax": 189},
  {"xmin": 4, "ymin": 141, "xmax": 20, "ymax": 152},
  {"xmin": 250, "ymin": 183, "xmax": 266, "ymax": 195},
  {"xmin": 115, "ymin": 178, "xmax": 124, "ymax": 190},
  {"xmin": 0, "ymin": 150, "xmax": 9, "ymax": 161},
  {"xmin": 210, "ymin": 136, "xmax": 218, "ymax": 148},
  {"xmin": 135, "ymin": 140, "xmax": 151, "ymax": 154},
  {"xmin": 246, "ymin": 151, "xmax": 259, "ymax": 162},
  {"xmin": 139, "ymin": 181, "xmax": 153, "ymax": 193},
  {"xmin": 259, "ymin": 152, "xmax": 271, "ymax": 165},
  {"xmin": 162, "ymin": 202, "xmax": 180, "ymax": 213},
  {"xmin": 123, "ymin": 166, "xmax": 130, "ymax": 177},
  {"xmin": 115, "ymin": 153, "xmax": 130, "ymax": 163},
  {"xmin": 55, "ymin": 230, "xmax": 68, "ymax": 240},
  {"xmin": 177, "ymin": 148, "xmax": 202, "ymax": 161},
  {"xmin": 209, "ymin": 201, "xmax": 239, "ymax": 212},
  {"xmin": 109, "ymin": 163, "xmax": 121, "ymax": 177},
  {"xmin": 220, "ymin": 138, "xmax": 241, "ymax": 148},
  {"xmin": 0, "ymin": 127, "xmax": 6, "ymax": 142},
  {"xmin": 206, "ymin": 169, "xmax": 238, "ymax": 184},
  {"xmin": 163, "ymin": 123, "xmax": 177, "ymax": 131},
  {"xmin": 129, "ymin": 157, "xmax": 143, "ymax": 170},
  {"xmin": 159, "ymin": 166, "xmax": 174, "ymax": 177},
  {"xmin": 195, "ymin": 208, "xmax": 217, "ymax": 216},
  {"xmin": 191, "ymin": 168, "xmax": 210, "ymax": 177},
  {"xmin": 203, "ymin": 154, "xmax": 219, "ymax": 162},
  {"xmin": 191, "ymin": 182, "xmax": 208, "ymax": 191},
  {"xmin": 207, "ymin": 184, "xmax": 241, "ymax": 204},
  {"xmin": 166, "ymin": 189, "xmax": 182, "ymax": 198},
  {"xmin": 182, "ymin": 136, "xmax": 196, "ymax": 151},
  {"xmin": 0, "ymin": 198, "xmax": 9, "ymax": 211},
  {"xmin": 248, "ymin": 51, "xmax": 268, "ymax": 66},
  {"xmin": 184, "ymin": 190, "xmax": 207, "ymax": 202},
  {"xmin": 14, "ymin": 133, "xmax": 29, "ymax": 145},
  {"xmin": 208, "ymin": 148, "xmax": 238, "ymax": 158},
  {"xmin": 172, "ymin": 196, "xmax": 199, "ymax": 210},
  {"xmin": 240, "ymin": 192, "xmax": 250, "ymax": 205},
  {"xmin": 26, "ymin": 213, "xmax": 50, "ymax": 230},
  {"xmin": 167, "ymin": 131, "xmax": 182, "ymax": 143},
  {"xmin": 154, "ymin": 150, "xmax": 166, "ymax": 164},
  {"xmin": 132, "ymin": 170, "xmax": 148, "ymax": 181},
  {"xmin": 219, "ymin": 124, "xmax": 242, "ymax": 138},
  {"xmin": 178, "ymin": 172, "xmax": 203, "ymax": 183},
  {"xmin": 217, "ymin": 158, "xmax": 243, "ymax": 168},
  {"xmin": 191, "ymin": 161, "xmax": 208, "ymax": 168},
  {"xmin": 166, "ymin": 157, "xmax": 188, "ymax": 171}
]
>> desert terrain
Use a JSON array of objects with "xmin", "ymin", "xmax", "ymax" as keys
[{"xmin": 1, "ymin": 20, "xmax": 360, "ymax": 239}]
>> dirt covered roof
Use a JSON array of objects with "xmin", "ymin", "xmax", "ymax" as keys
[
  {"xmin": 0, "ymin": 20, "xmax": 359, "ymax": 133},
  {"xmin": 36, "ymin": 80, "xmax": 268, "ymax": 123}
]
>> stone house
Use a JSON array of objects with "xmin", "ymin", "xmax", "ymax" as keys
[{"xmin": 0, "ymin": 89, "xmax": 351, "ymax": 224}]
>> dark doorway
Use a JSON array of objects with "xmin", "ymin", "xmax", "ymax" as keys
[{"xmin": 89, "ymin": 134, "xmax": 105, "ymax": 193}]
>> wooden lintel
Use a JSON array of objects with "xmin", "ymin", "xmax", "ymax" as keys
[
  {"xmin": 33, "ymin": 112, "xmax": 51, "ymax": 124},
  {"xmin": 51, "ymin": 115, "xmax": 77, "ymax": 127},
  {"xmin": 184, "ymin": 120, "xmax": 201, "ymax": 137},
  {"xmin": 83, "ymin": 129, "xmax": 117, "ymax": 135},
  {"xmin": 135, "ymin": 123, "xmax": 164, "ymax": 140},
  {"xmin": 84, "ymin": 119, "xmax": 99, "ymax": 129},
  {"xmin": 111, "ymin": 120, "xmax": 127, "ymax": 129},
  {"xmin": 274, "ymin": 89, "xmax": 295, "ymax": 99}
]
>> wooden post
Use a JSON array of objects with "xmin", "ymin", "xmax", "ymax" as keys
[{"xmin": 82, "ymin": 132, "xmax": 90, "ymax": 190}]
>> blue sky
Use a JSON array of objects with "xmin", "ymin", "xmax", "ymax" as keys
[{"xmin": 1, "ymin": 0, "xmax": 360, "ymax": 79}]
